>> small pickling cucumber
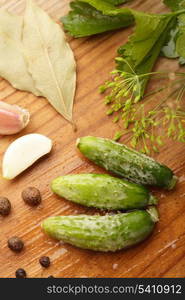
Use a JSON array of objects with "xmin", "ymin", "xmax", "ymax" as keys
[
  {"xmin": 76, "ymin": 136, "xmax": 177, "ymax": 190},
  {"xmin": 51, "ymin": 174, "xmax": 157, "ymax": 210},
  {"xmin": 42, "ymin": 207, "xmax": 158, "ymax": 252}
]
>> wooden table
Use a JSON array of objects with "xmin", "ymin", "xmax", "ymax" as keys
[{"xmin": 0, "ymin": 0, "xmax": 185, "ymax": 278}]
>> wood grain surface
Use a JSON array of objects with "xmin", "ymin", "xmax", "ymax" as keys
[{"xmin": 0, "ymin": 0, "xmax": 185, "ymax": 278}]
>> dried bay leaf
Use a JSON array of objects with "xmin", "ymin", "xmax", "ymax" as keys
[
  {"xmin": 0, "ymin": 2, "xmax": 76, "ymax": 122},
  {"xmin": 23, "ymin": 0, "xmax": 76, "ymax": 122},
  {"xmin": 0, "ymin": 9, "xmax": 40, "ymax": 96}
]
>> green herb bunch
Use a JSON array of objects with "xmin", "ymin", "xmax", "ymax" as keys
[{"xmin": 62, "ymin": 0, "xmax": 185, "ymax": 152}]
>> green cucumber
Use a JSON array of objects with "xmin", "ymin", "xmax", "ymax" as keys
[
  {"xmin": 51, "ymin": 174, "xmax": 157, "ymax": 210},
  {"xmin": 42, "ymin": 207, "xmax": 158, "ymax": 252},
  {"xmin": 76, "ymin": 136, "xmax": 177, "ymax": 189}
]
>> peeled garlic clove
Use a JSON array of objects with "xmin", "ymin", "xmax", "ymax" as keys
[
  {"xmin": 0, "ymin": 100, "xmax": 30, "ymax": 135},
  {"xmin": 2, "ymin": 133, "xmax": 52, "ymax": 179}
]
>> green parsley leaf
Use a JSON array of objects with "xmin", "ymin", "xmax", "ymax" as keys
[
  {"xmin": 103, "ymin": 0, "xmax": 130, "ymax": 4},
  {"xmin": 176, "ymin": 14, "xmax": 185, "ymax": 60},
  {"xmin": 117, "ymin": 11, "xmax": 176, "ymax": 96},
  {"xmin": 163, "ymin": 0, "xmax": 185, "ymax": 64},
  {"xmin": 163, "ymin": 0, "xmax": 185, "ymax": 11},
  {"xmin": 161, "ymin": 27, "xmax": 179, "ymax": 58},
  {"xmin": 61, "ymin": 0, "xmax": 134, "ymax": 37}
]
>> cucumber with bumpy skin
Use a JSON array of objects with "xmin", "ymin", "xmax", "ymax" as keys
[
  {"xmin": 42, "ymin": 207, "xmax": 158, "ymax": 252},
  {"xmin": 51, "ymin": 174, "xmax": 157, "ymax": 210},
  {"xmin": 76, "ymin": 136, "xmax": 177, "ymax": 190}
]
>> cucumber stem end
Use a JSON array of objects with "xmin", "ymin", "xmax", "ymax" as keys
[
  {"xmin": 147, "ymin": 206, "xmax": 159, "ymax": 223},
  {"xmin": 148, "ymin": 194, "xmax": 158, "ymax": 205},
  {"xmin": 167, "ymin": 175, "xmax": 178, "ymax": 190},
  {"xmin": 76, "ymin": 137, "xmax": 80, "ymax": 148}
]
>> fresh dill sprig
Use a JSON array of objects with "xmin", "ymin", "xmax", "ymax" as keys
[
  {"xmin": 99, "ymin": 61, "xmax": 185, "ymax": 153},
  {"xmin": 100, "ymin": 58, "xmax": 144, "ymax": 128}
]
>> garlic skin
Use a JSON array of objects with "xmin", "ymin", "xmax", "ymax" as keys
[
  {"xmin": 0, "ymin": 100, "xmax": 30, "ymax": 135},
  {"xmin": 2, "ymin": 133, "xmax": 52, "ymax": 180}
]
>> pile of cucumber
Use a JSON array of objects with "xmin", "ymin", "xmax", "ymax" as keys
[{"xmin": 42, "ymin": 136, "xmax": 177, "ymax": 252}]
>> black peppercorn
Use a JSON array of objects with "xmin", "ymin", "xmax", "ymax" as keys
[
  {"xmin": 0, "ymin": 197, "xmax": 11, "ymax": 216},
  {"xmin": 39, "ymin": 256, "xmax": 50, "ymax": 268},
  {"xmin": 22, "ymin": 187, "xmax": 42, "ymax": 207},
  {"xmin": 8, "ymin": 236, "xmax": 24, "ymax": 252},
  {"xmin": 15, "ymin": 268, "xmax": 27, "ymax": 278}
]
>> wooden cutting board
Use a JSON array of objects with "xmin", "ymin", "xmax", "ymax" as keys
[{"xmin": 0, "ymin": 0, "xmax": 185, "ymax": 278}]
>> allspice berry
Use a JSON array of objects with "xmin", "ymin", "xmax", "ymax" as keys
[
  {"xmin": 22, "ymin": 187, "xmax": 41, "ymax": 207},
  {"xmin": 0, "ymin": 197, "xmax": 11, "ymax": 216},
  {"xmin": 15, "ymin": 268, "xmax": 27, "ymax": 278},
  {"xmin": 8, "ymin": 236, "xmax": 24, "ymax": 253},
  {"xmin": 39, "ymin": 256, "xmax": 50, "ymax": 268}
]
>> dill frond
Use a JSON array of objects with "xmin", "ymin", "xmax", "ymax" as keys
[{"xmin": 100, "ymin": 65, "xmax": 185, "ymax": 153}]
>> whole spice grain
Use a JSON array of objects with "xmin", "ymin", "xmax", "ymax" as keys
[
  {"xmin": 22, "ymin": 187, "xmax": 42, "ymax": 207},
  {"xmin": 8, "ymin": 236, "xmax": 24, "ymax": 253},
  {"xmin": 0, "ymin": 197, "xmax": 11, "ymax": 216},
  {"xmin": 39, "ymin": 256, "xmax": 50, "ymax": 268},
  {"xmin": 15, "ymin": 268, "xmax": 27, "ymax": 278}
]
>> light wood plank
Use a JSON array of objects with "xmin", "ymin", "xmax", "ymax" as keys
[{"xmin": 0, "ymin": 0, "xmax": 184, "ymax": 278}]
